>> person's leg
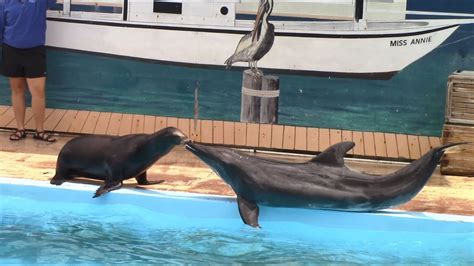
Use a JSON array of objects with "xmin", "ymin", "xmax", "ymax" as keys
[
  {"xmin": 26, "ymin": 77, "xmax": 56, "ymax": 142},
  {"xmin": 26, "ymin": 77, "xmax": 46, "ymax": 132},
  {"xmin": 10, "ymin": 77, "xmax": 28, "ymax": 139},
  {"xmin": 3, "ymin": 43, "xmax": 28, "ymax": 140}
]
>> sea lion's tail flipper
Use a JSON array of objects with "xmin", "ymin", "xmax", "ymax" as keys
[
  {"xmin": 310, "ymin": 141, "xmax": 355, "ymax": 166},
  {"xmin": 135, "ymin": 172, "xmax": 164, "ymax": 185},
  {"xmin": 237, "ymin": 196, "xmax": 261, "ymax": 228},
  {"xmin": 93, "ymin": 181, "xmax": 123, "ymax": 198}
]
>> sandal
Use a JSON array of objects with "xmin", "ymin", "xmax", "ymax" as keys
[
  {"xmin": 10, "ymin": 129, "xmax": 27, "ymax": 141},
  {"xmin": 33, "ymin": 131, "xmax": 56, "ymax": 143}
]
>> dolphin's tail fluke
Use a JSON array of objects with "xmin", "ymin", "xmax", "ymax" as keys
[
  {"xmin": 429, "ymin": 142, "xmax": 468, "ymax": 163},
  {"xmin": 368, "ymin": 142, "xmax": 468, "ymax": 210},
  {"xmin": 433, "ymin": 142, "xmax": 467, "ymax": 152}
]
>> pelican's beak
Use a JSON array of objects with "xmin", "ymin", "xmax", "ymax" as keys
[{"xmin": 251, "ymin": 0, "xmax": 266, "ymax": 42}]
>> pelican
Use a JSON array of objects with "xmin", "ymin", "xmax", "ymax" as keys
[{"xmin": 224, "ymin": 0, "xmax": 274, "ymax": 73}]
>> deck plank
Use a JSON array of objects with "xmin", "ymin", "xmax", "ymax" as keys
[
  {"xmin": 307, "ymin": 128, "xmax": 319, "ymax": 152},
  {"xmin": 329, "ymin": 129, "xmax": 342, "ymax": 146},
  {"xmin": 223, "ymin": 121, "xmax": 235, "ymax": 145},
  {"xmin": 407, "ymin": 135, "xmax": 421, "ymax": 159},
  {"xmin": 94, "ymin": 112, "xmax": 112, "ymax": 135},
  {"xmin": 106, "ymin": 113, "xmax": 122, "ymax": 136},
  {"xmin": 294, "ymin": 127, "xmax": 307, "ymax": 151},
  {"xmin": 385, "ymin": 133, "xmax": 399, "ymax": 158},
  {"xmin": 246, "ymin": 123, "xmax": 260, "ymax": 147},
  {"xmin": 234, "ymin": 122, "xmax": 247, "ymax": 146},
  {"xmin": 68, "ymin": 110, "xmax": 90, "ymax": 133},
  {"xmin": 43, "ymin": 109, "xmax": 67, "ymax": 132},
  {"xmin": 429, "ymin": 137, "xmax": 441, "ymax": 148},
  {"xmin": 283, "ymin": 125, "xmax": 296, "ymax": 150},
  {"xmin": 200, "ymin": 120, "xmax": 213, "ymax": 144},
  {"xmin": 177, "ymin": 118, "xmax": 190, "ymax": 138},
  {"xmin": 352, "ymin": 131, "xmax": 365, "ymax": 155},
  {"xmin": 143, "ymin": 115, "xmax": 156, "ymax": 134},
  {"xmin": 0, "ymin": 105, "xmax": 9, "ymax": 115},
  {"xmin": 155, "ymin": 117, "xmax": 167, "ymax": 131},
  {"xmin": 212, "ymin": 120, "xmax": 224, "ymax": 144},
  {"xmin": 259, "ymin": 124, "xmax": 272, "ymax": 148},
  {"xmin": 419, "ymin": 136, "xmax": 432, "ymax": 155},
  {"xmin": 118, "ymin": 114, "xmax": 133, "ymax": 136},
  {"xmin": 341, "ymin": 130, "xmax": 353, "ymax": 154},
  {"xmin": 363, "ymin": 132, "xmax": 376, "ymax": 156},
  {"xmin": 190, "ymin": 119, "xmax": 201, "ymax": 142},
  {"xmin": 396, "ymin": 134, "xmax": 410, "ymax": 159},
  {"xmin": 81, "ymin": 111, "xmax": 100, "ymax": 134},
  {"xmin": 0, "ymin": 107, "xmax": 15, "ymax": 128},
  {"xmin": 373, "ymin": 132, "xmax": 387, "ymax": 157},
  {"xmin": 271, "ymin": 125, "xmax": 284, "ymax": 149},
  {"xmin": 132, "ymin": 114, "xmax": 145, "ymax": 134},
  {"xmin": 54, "ymin": 110, "xmax": 78, "ymax": 132},
  {"xmin": 167, "ymin": 117, "xmax": 178, "ymax": 128},
  {"xmin": 319, "ymin": 128, "xmax": 330, "ymax": 151}
]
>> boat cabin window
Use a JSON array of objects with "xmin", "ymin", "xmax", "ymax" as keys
[
  {"xmin": 153, "ymin": 0, "xmax": 182, "ymax": 15},
  {"xmin": 70, "ymin": 0, "xmax": 123, "ymax": 14},
  {"xmin": 48, "ymin": 1, "xmax": 63, "ymax": 11},
  {"xmin": 354, "ymin": 0, "xmax": 364, "ymax": 21}
]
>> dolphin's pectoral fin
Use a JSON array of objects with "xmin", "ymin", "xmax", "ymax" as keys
[
  {"xmin": 93, "ymin": 181, "xmax": 122, "ymax": 198},
  {"xmin": 310, "ymin": 141, "xmax": 355, "ymax": 166},
  {"xmin": 237, "ymin": 196, "xmax": 260, "ymax": 228}
]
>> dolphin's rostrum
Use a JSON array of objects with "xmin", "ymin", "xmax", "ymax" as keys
[{"xmin": 186, "ymin": 141, "xmax": 463, "ymax": 228}]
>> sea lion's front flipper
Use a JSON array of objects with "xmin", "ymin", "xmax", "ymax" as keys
[
  {"xmin": 310, "ymin": 141, "xmax": 355, "ymax": 166},
  {"xmin": 237, "ymin": 196, "xmax": 260, "ymax": 228},
  {"xmin": 50, "ymin": 173, "xmax": 66, "ymax": 185},
  {"xmin": 135, "ymin": 172, "xmax": 164, "ymax": 185},
  {"xmin": 93, "ymin": 181, "xmax": 122, "ymax": 198}
]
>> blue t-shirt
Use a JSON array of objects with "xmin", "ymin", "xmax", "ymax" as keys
[{"xmin": 0, "ymin": 0, "xmax": 57, "ymax": 49}]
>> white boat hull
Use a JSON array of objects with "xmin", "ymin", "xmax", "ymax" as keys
[{"xmin": 45, "ymin": 18, "xmax": 460, "ymax": 79}]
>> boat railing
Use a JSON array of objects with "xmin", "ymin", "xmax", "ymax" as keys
[{"xmin": 47, "ymin": 0, "xmax": 474, "ymax": 30}]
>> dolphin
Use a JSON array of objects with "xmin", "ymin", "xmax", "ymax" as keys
[{"xmin": 185, "ymin": 141, "xmax": 463, "ymax": 227}]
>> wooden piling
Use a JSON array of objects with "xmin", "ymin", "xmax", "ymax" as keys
[
  {"xmin": 260, "ymin": 75, "xmax": 279, "ymax": 124},
  {"xmin": 240, "ymin": 70, "xmax": 262, "ymax": 123},
  {"xmin": 241, "ymin": 70, "xmax": 279, "ymax": 124}
]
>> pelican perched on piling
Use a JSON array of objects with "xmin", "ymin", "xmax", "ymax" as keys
[{"xmin": 225, "ymin": 0, "xmax": 274, "ymax": 73}]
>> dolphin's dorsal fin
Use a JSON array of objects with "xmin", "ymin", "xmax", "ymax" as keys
[{"xmin": 310, "ymin": 141, "xmax": 355, "ymax": 166}]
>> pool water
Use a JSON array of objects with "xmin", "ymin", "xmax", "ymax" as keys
[{"xmin": 1, "ymin": 178, "xmax": 473, "ymax": 264}]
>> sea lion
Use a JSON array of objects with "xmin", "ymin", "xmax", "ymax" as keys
[
  {"xmin": 186, "ymin": 141, "xmax": 463, "ymax": 228},
  {"xmin": 50, "ymin": 127, "xmax": 188, "ymax": 197}
]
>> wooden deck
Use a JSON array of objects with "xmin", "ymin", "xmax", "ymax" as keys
[{"xmin": 0, "ymin": 105, "xmax": 441, "ymax": 160}]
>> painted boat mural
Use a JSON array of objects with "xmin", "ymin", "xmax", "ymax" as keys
[
  {"xmin": 0, "ymin": 0, "xmax": 473, "ymax": 137},
  {"xmin": 45, "ymin": 0, "xmax": 474, "ymax": 79}
]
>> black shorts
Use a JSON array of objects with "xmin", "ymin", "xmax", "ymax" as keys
[{"xmin": 1, "ymin": 43, "xmax": 47, "ymax": 78}]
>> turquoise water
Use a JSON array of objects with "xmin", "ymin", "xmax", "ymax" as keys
[{"xmin": 1, "ymin": 180, "xmax": 473, "ymax": 264}]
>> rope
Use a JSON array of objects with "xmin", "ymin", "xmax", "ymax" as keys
[
  {"xmin": 242, "ymin": 87, "xmax": 280, "ymax": 98},
  {"xmin": 436, "ymin": 35, "xmax": 474, "ymax": 49}
]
